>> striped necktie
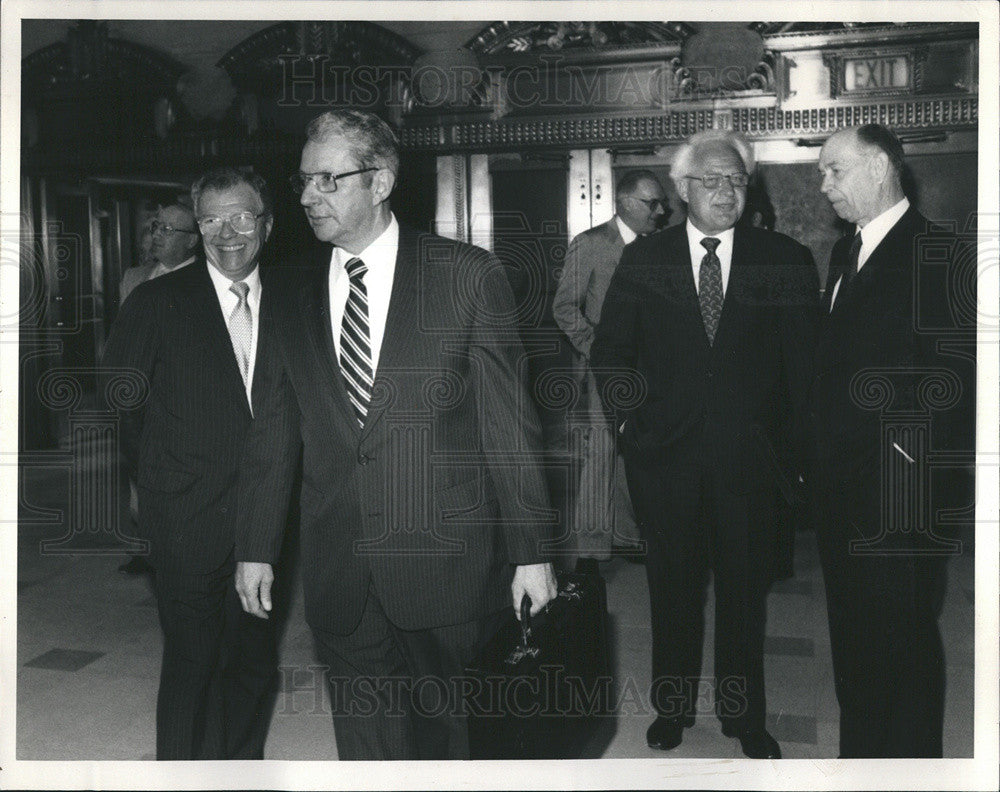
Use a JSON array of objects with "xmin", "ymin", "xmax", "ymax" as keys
[
  {"xmin": 339, "ymin": 257, "xmax": 373, "ymax": 426},
  {"xmin": 228, "ymin": 281, "xmax": 252, "ymax": 385}
]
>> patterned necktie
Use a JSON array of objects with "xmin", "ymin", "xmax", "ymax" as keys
[
  {"xmin": 339, "ymin": 257, "xmax": 373, "ymax": 426},
  {"xmin": 698, "ymin": 237, "xmax": 724, "ymax": 345},
  {"xmin": 837, "ymin": 233, "xmax": 863, "ymax": 304},
  {"xmin": 228, "ymin": 281, "xmax": 252, "ymax": 385}
]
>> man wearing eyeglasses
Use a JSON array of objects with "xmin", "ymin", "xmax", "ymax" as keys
[
  {"xmin": 233, "ymin": 109, "xmax": 557, "ymax": 760},
  {"xmin": 119, "ymin": 203, "xmax": 200, "ymax": 304},
  {"xmin": 103, "ymin": 168, "xmax": 278, "ymax": 759},
  {"xmin": 552, "ymin": 170, "xmax": 668, "ymax": 569},
  {"xmin": 592, "ymin": 129, "xmax": 819, "ymax": 759}
]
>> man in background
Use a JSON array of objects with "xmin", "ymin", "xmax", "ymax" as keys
[
  {"xmin": 119, "ymin": 202, "xmax": 200, "ymax": 303},
  {"xmin": 811, "ymin": 124, "xmax": 975, "ymax": 757},
  {"xmin": 552, "ymin": 170, "xmax": 667, "ymax": 569},
  {"xmin": 103, "ymin": 168, "xmax": 278, "ymax": 758}
]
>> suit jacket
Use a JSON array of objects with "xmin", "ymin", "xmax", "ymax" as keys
[
  {"xmin": 552, "ymin": 218, "xmax": 626, "ymax": 360},
  {"xmin": 102, "ymin": 261, "xmax": 266, "ymax": 575},
  {"xmin": 119, "ymin": 262, "xmax": 157, "ymax": 304},
  {"xmin": 809, "ymin": 207, "xmax": 975, "ymax": 492},
  {"xmin": 591, "ymin": 222, "xmax": 820, "ymax": 500},
  {"xmin": 237, "ymin": 224, "xmax": 555, "ymax": 635}
]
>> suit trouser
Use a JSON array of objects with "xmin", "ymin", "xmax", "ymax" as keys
[
  {"xmin": 568, "ymin": 370, "xmax": 640, "ymax": 560},
  {"xmin": 813, "ymin": 480, "xmax": 945, "ymax": 758},
  {"xmin": 312, "ymin": 584, "xmax": 506, "ymax": 760},
  {"xmin": 625, "ymin": 459, "xmax": 774, "ymax": 730},
  {"xmin": 153, "ymin": 551, "xmax": 278, "ymax": 759}
]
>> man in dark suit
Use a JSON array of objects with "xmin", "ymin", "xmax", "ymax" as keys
[
  {"xmin": 234, "ymin": 109, "xmax": 557, "ymax": 760},
  {"xmin": 552, "ymin": 170, "xmax": 667, "ymax": 565},
  {"xmin": 117, "ymin": 201, "xmax": 200, "ymax": 577},
  {"xmin": 812, "ymin": 124, "xmax": 975, "ymax": 757},
  {"xmin": 591, "ymin": 129, "xmax": 819, "ymax": 759},
  {"xmin": 102, "ymin": 168, "xmax": 278, "ymax": 759}
]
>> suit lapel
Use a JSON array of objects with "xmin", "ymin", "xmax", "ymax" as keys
[
  {"xmin": 359, "ymin": 225, "xmax": 422, "ymax": 441},
  {"xmin": 185, "ymin": 262, "xmax": 251, "ymax": 417},
  {"xmin": 298, "ymin": 246, "xmax": 363, "ymax": 440},
  {"xmin": 665, "ymin": 225, "xmax": 709, "ymax": 350},
  {"xmin": 712, "ymin": 227, "xmax": 753, "ymax": 352}
]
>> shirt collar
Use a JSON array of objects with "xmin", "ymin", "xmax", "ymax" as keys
[
  {"xmin": 206, "ymin": 260, "xmax": 262, "ymax": 303},
  {"xmin": 685, "ymin": 219, "xmax": 735, "ymax": 250},
  {"xmin": 856, "ymin": 197, "xmax": 909, "ymax": 254},
  {"xmin": 614, "ymin": 215, "xmax": 638, "ymax": 246},
  {"xmin": 332, "ymin": 213, "xmax": 399, "ymax": 271}
]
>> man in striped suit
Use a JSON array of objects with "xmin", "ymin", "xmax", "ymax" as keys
[{"xmin": 235, "ymin": 110, "xmax": 558, "ymax": 760}]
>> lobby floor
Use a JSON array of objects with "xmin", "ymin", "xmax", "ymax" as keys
[{"xmin": 15, "ymin": 452, "xmax": 975, "ymax": 762}]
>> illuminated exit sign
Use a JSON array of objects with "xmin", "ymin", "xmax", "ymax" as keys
[{"xmin": 843, "ymin": 55, "xmax": 911, "ymax": 92}]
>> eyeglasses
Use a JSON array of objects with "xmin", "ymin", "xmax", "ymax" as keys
[
  {"xmin": 684, "ymin": 173, "xmax": 750, "ymax": 189},
  {"xmin": 196, "ymin": 212, "xmax": 267, "ymax": 235},
  {"xmin": 150, "ymin": 221, "xmax": 197, "ymax": 236},
  {"xmin": 289, "ymin": 168, "xmax": 378, "ymax": 194},
  {"xmin": 631, "ymin": 197, "xmax": 667, "ymax": 211}
]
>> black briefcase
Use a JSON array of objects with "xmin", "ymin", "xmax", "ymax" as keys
[{"xmin": 464, "ymin": 570, "xmax": 613, "ymax": 759}]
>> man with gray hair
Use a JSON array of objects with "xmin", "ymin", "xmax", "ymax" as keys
[
  {"xmin": 234, "ymin": 109, "xmax": 557, "ymax": 760},
  {"xmin": 552, "ymin": 169, "xmax": 668, "ymax": 568},
  {"xmin": 593, "ymin": 128, "xmax": 819, "ymax": 758}
]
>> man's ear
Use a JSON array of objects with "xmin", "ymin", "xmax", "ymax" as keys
[
  {"xmin": 869, "ymin": 151, "xmax": 890, "ymax": 185},
  {"xmin": 185, "ymin": 232, "xmax": 199, "ymax": 253},
  {"xmin": 674, "ymin": 177, "xmax": 690, "ymax": 204},
  {"xmin": 371, "ymin": 168, "xmax": 396, "ymax": 205},
  {"xmin": 263, "ymin": 215, "xmax": 274, "ymax": 242}
]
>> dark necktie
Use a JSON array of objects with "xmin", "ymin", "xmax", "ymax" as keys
[
  {"xmin": 228, "ymin": 281, "xmax": 252, "ymax": 385},
  {"xmin": 699, "ymin": 237, "xmax": 724, "ymax": 345},
  {"xmin": 339, "ymin": 257, "xmax": 373, "ymax": 426},
  {"xmin": 835, "ymin": 233, "xmax": 862, "ymax": 308}
]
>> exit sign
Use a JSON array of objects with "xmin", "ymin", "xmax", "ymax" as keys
[{"xmin": 843, "ymin": 56, "xmax": 911, "ymax": 92}]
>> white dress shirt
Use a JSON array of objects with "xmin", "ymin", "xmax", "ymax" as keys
[
  {"xmin": 328, "ymin": 213, "xmax": 399, "ymax": 377},
  {"xmin": 829, "ymin": 197, "xmax": 910, "ymax": 309},
  {"xmin": 614, "ymin": 215, "xmax": 638, "ymax": 246},
  {"xmin": 686, "ymin": 220, "xmax": 735, "ymax": 297},
  {"xmin": 207, "ymin": 262, "xmax": 262, "ymax": 411}
]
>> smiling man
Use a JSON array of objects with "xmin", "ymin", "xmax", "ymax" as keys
[
  {"xmin": 234, "ymin": 110, "xmax": 557, "ymax": 760},
  {"xmin": 592, "ymin": 129, "xmax": 820, "ymax": 759},
  {"xmin": 102, "ymin": 168, "xmax": 278, "ymax": 759}
]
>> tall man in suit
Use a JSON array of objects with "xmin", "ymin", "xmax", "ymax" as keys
[
  {"xmin": 552, "ymin": 170, "xmax": 667, "ymax": 566},
  {"xmin": 812, "ymin": 124, "xmax": 975, "ymax": 757},
  {"xmin": 234, "ymin": 109, "xmax": 558, "ymax": 760},
  {"xmin": 592, "ymin": 129, "xmax": 819, "ymax": 759},
  {"xmin": 119, "ymin": 203, "xmax": 200, "ymax": 303},
  {"xmin": 103, "ymin": 168, "xmax": 278, "ymax": 759}
]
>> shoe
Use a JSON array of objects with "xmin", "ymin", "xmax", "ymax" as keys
[
  {"xmin": 721, "ymin": 723, "xmax": 781, "ymax": 759},
  {"xmin": 646, "ymin": 715, "xmax": 695, "ymax": 751},
  {"xmin": 118, "ymin": 556, "xmax": 152, "ymax": 575}
]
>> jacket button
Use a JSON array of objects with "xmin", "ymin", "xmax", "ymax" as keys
[
  {"xmin": 358, "ymin": 453, "xmax": 370, "ymax": 465},
  {"xmin": 219, "ymin": 505, "xmax": 228, "ymax": 514}
]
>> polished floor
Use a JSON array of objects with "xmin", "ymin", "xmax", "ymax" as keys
[{"xmin": 16, "ymin": 444, "xmax": 975, "ymax": 761}]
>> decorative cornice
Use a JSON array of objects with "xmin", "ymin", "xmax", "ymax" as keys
[{"xmin": 400, "ymin": 96, "xmax": 977, "ymax": 153}]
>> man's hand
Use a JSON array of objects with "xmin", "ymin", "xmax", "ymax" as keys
[
  {"xmin": 236, "ymin": 561, "xmax": 274, "ymax": 619},
  {"xmin": 511, "ymin": 562, "xmax": 558, "ymax": 619}
]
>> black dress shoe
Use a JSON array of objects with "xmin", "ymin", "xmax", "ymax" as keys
[
  {"xmin": 721, "ymin": 723, "xmax": 781, "ymax": 759},
  {"xmin": 646, "ymin": 716, "xmax": 695, "ymax": 751}
]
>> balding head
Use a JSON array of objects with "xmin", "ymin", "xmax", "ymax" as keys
[{"xmin": 818, "ymin": 125, "xmax": 906, "ymax": 227}]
